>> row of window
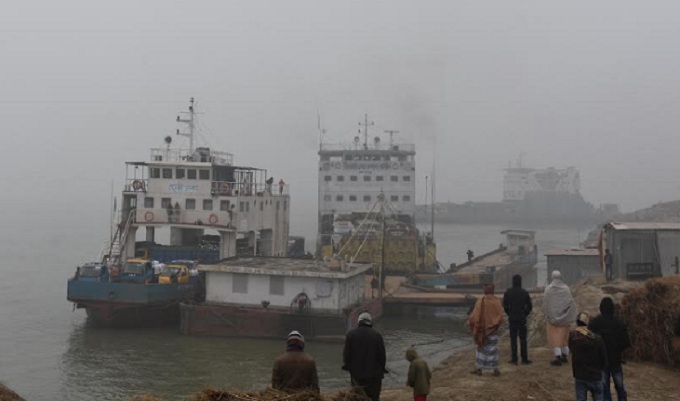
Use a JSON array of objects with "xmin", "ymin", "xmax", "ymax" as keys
[
  {"xmin": 144, "ymin": 197, "xmax": 287, "ymax": 212},
  {"xmin": 323, "ymin": 194, "xmax": 411, "ymax": 202},
  {"xmin": 321, "ymin": 154, "xmax": 410, "ymax": 162},
  {"xmin": 150, "ymin": 167, "xmax": 211, "ymax": 180},
  {"xmin": 232, "ymin": 274, "xmax": 283, "ymax": 295},
  {"xmin": 323, "ymin": 175, "xmax": 411, "ymax": 182}
]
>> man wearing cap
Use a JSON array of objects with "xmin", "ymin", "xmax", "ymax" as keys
[
  {"xmin": 569, "ymin": 312, "xmax": 607, "ymax": 401},
  {"xmin": 272, "ymin": 331, "xmax": 319, "ymax": 392},
  {"xmin": 544, "ymin": 270, "xmax": 577, "ymax": 366},
  {"xmin": 343, "ymin": 312, "xmax": 387, "ymax": 401}
]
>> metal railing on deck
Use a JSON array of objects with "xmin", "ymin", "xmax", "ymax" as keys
[
  {"xmin": 210, "ymin": 181, "xmax": 289, "ymax": 197},
  {"xmin": 137, "ymin": 208, "xmax": 235, "ymax": 228},
  {"xmin": 150, "ymin": 148, "xmax": 233, "ymax": 165}
]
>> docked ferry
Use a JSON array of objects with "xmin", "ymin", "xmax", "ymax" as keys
[
  {"xmin": 316, "ymin": 116, "xmax": 437, "ymax": 274},
  {"xmin": 67, "ymin": 99, "xmax": 291, "ymax": 326}
]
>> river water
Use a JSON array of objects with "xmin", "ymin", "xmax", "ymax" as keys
[{"xmin": 0, "ymin": 223, "xmax": 588, "ymax": 400}]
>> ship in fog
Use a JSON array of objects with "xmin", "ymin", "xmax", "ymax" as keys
[{"xmin": 418, "ymin": 162, "xmax": 619, "ymax": 226}]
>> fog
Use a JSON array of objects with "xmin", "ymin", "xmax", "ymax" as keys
[{"xmin": 3, "ymin": 0, "xmax": 680, "ymax": 242}]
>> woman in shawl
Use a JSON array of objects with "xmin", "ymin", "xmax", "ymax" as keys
[
  {"xmin": 469, "ymin": 284, "xmax": 504, "ymax": 376},
  {"xmin": 544, "ymin": 270, "xmax": 577, "ymax": 366}
]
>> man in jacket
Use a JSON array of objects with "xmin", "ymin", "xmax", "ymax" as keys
[
  {"xmin": 503, "ymin": 274, "xmax": 533, "ymax": 365},
  {"xmin": 343, "ymin": 312, "xmax": 387, "ymax": 401},
  {"xmin": 271, "ymin": 331, "xmax": 319, "ymax": 392},
  {"xmin": 589, "ymin": 297, "xmax": 629, "ymax": 401},
  {"xmin": 569, "ymin": 312, "xmax": 607, "ymax": 401}
]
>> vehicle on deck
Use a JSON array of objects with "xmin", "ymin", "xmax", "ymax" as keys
[
  {"xmin": 77, "ymin": 263, "xmax": 109, "ymax": 282},
  {"xmin": 159, "ymin": 264, "xmax": 190, "ymax": 284},
  {"xmin": 116, "ymin": 258, "xmax": 156, "ymax": 284}
]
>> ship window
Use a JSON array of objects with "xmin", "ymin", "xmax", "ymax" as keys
[
  {"xmin": 277, "ymin": 201, "xmax": 280, "ymax": 210},
  {"xmin": 390, "ymin": 176, "xmax": 398, "ymax": 182},
  {"xmin": 144, "ymin": 197, "xmax": 154, "ymax": 208},
  {"xmin": 390, "ymin": 195, "xmax": 399, "ymax": 202},
  {"xmin": 337, "ymin": 176, "xmax": 344, "ymax": 182},
  {"xmin": 403, "ymin": 176, "xmax": 411, "ymax": 182},
  {"xmin": 349, "ymin": 195, "xmax": 357, "ymax": 201},
  {"xmin": 232, "ymin": 274, "xmax": 248, "ymax": 293},
  {"xmin": 344, "ymin": 155, "xmax": 352, "ymax": 160},
  {"xmin": 324, "ymin": 175, "xmax": 332, "ymax": 182},
  {"xmin": 246, "ymin": 202, "xmax": 250, "ymax": 212},
  {"xmin": 363, "ymin": 195, "xmax": 371, "ymax": 202},
  {"xmin": 199, "ymin": 169, "xmax": 210, "ymax": 180},
  {"xmin": 284, "ymin": 201, "xmax": 287, "ymax": 211},
  {"xmin": 350, "ymin": 176, "xmax": 358, "ymax": 182},
  {"xmin": 187, "ymin": 169, "xmax": 197, "ymax": 179},
  {"xmin": 203, "ymin": 199, "xmax": 213, "ymax": 211},
  {"xmin": 363, "ymin": 176, "xmax": 371, "ymax": 182},
  {"xmin": 175, "ymin": 168, "xmax": 185, "ymax": 179},
  {"xmin": 376, "ymin": 176, "xmax": 384, "ymax": 182},
  {"xmin": 403, "ymin": 195, "xmax": 411, "ymax": 202},
  {"xmin": 161, "ymin": 198, "xmax": 172, "ymax": 209},
  {"xmin": 150, "ymin": 168, "xmax": 161, "ymax": 179},
  {"xmin": 323, "ymin": 194, "xmax": 331, "ymax": 201},
  {"xmin": 269, "ymin": 276, "xmax": 284, "ymax": 295},
  {"xmin": 186, "ymin": 199, "xmax": 196, "ymax": 210},
  {"xmin": 162, "ymin": 168, "xmax": 173, "ymax": 179},
  {"xmin": 220, "ymin": 200, "xmax": 230, "ymax": 211},
  {"xmin": 260, "ymin": 201, "xmax": 264, "ymax": 211},
  {"xmin": 239, "ymin": 202, "xmax": 245, "ymax": 212},
  {"xmin": 336, "ymin": 195, "xmax": 344, "ymax": 201},
  {"xmin": 398, "ymin": 155, "xmax": 407, "ymax": 161}
]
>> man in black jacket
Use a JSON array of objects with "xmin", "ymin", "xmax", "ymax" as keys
[
  {"xmin": 342, "ymin": 312, "xmax": 387, "ymax": 401},
  {"xmin": 589, "ymin": 297, "xmax": 630, "ymax": 401},
  {"xmin": 503, "ymin": 274, "xmax": 533, "ymax": 365},
  {"xmin": 569, "ymin": 312, "xmax": 607, "ymax": 401}
]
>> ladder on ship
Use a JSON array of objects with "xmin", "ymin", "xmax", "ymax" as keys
[{"xmin": 103, "ymin": 209, "xmax": 135, "ymax": 266}]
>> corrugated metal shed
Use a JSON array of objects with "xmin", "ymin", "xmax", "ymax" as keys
[{"xmin": 607, "ymin": 222, "xmax": 680, "ymax": 231}]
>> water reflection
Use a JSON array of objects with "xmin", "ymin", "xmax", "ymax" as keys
[{"xmin": 60, "ymin": 311, "xmax": 470, "ymax": 401}]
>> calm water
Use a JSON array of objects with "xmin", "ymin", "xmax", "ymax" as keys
[{"xmin": 0, "ymin": 223, "xmax": 587, "ymax": 401}]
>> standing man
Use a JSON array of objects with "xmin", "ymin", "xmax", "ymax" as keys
[
  {"xmin": 279, "ymin": 178, "xmax": 285, "ymax": 195},
  {"xmin": 569, "ymin": 312, "xmax": 607, "ymax": 401},
  {"xmin": 604, "ymin": 249, "xmax": 613, "ymax": 281},
  {"xmin": 544, "ymin": 270, "xmax": 577, "ymax": 366},
  {"xmin": 589, "ymin": 297, "xmax": 629, "ymax": 401},
  {"xmin": 503, "ymin": 274, "xmax": 533, "ymax": 365},
  {"xmin": 469, "ymin": 284, "xmax": 504, "ymax": 376},
  {"xmin": 271, "ymin": 331, "xmax": 319, "ymax": 392},
  {"xmin": 467, "ymin": 249, "xmax": 474, "ymax": 262},
  {"xmin": 343, "ymin": 312, "xmax": 387, "ymax": 401}
]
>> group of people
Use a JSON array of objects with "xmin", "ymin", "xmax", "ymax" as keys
[
  {"xmin": 273, "ymin": 271, "xmax": 630, "ymax": 401},
  {"xmin": 468, "ymin": 270, "xmax": 630, "ymax": 401},
  {"xmin": 271, "ymin": 312, "xmax": 431, "ymax": 401}
]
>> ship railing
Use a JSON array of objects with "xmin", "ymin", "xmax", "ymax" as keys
[
  {"xmin": 124, "ymin": 178, "xmax": 149, "ymax": 192},
  {"xmin": 319, "ymin": 142, "xmax": 415, "ymax": 152},
  {"xmin": 136, "ymin": 208, "xmax": 236, "ymax": 229},
  {"xmin": 150, "ymin": 148, "xmax": 234, "ymax": 165},
  {"xmin": 210, "ymin": 181, "xmax": 289, "ymax": 197}
]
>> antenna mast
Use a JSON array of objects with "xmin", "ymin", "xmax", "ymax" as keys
[
  {"xmin": 358, "ymin": 114, "xmax": 374, "ymax": 150},
  {"xmin": 384, "ymin": 129, "xmax": 399, "ymax": 148},
  {"xmin": 176, "ymin": 97, "xmax": 196, "ymax": 153}
]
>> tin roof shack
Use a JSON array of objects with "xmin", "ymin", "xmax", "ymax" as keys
[
  {"xmin": 180, "ymin": 257, "xmax": 381, "ymax": 339},
  {"xmin": 545, "ymin": 249, "xmax": 601, "ymax": 285},
  {"xmin": 604, "ymin": 222, "xmax": 680, "ymax": 280}
]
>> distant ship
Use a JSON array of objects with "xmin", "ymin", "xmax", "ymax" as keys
[{"xmin": 418, "ymin": 163, "xmax": 619, "ymax": 226}]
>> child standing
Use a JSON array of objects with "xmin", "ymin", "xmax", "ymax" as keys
[{"xmin": 405, "ymin": 347, "xmax": 431, "ymax": 401}]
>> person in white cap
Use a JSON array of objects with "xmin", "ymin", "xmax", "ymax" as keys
[
  {"xmin": 544, "ymin": 270, "xmax": 577, "ymax": 366},
  {"xmin": 271, "ymin": 330, "xmax": 319, "ymax": 392},
  {"xmin": 342, "ymin": 312, "xmax": 387, "ymax": 401}
]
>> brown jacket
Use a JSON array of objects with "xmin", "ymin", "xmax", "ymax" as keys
[{"xmin": 272, "ymin": 350, "xmax": 319, "ymax": 392}]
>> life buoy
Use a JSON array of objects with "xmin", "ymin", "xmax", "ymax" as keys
[
  {"xmin": 208, "ymin": 214, "xmax": 218, "ymax": 224},
  {"xmin": 392, "ymin": 162, "xmax": 399, "ymax": 170},
  {"xmin": 132, "ymin": 180, "xmax": 144, "ymax": 191},
  {"xmin": 144, "ymin": 211, "xmax": 154, "ymax": 222}
]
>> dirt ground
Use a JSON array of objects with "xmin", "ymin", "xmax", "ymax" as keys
[
  {"xmin": 0, "ymin": 383, "xmax": 25, "ymax": 401},
  {"xmin": 381, "ymin": 277, "xmax": 680, "ymax": 401}
]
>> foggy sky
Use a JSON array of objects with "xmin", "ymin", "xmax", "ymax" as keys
[{"xmin": 3, "ymin": 0, "xmax": 680, "ymax": 241}]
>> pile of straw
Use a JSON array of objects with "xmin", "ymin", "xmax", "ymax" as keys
[
  {"xmin": 619, "ymin": 276, "xmax": 680, "ymax": 367},
  {"xmin": 127, "ymin": 387, "xmax": 371, "ymax": 401}
]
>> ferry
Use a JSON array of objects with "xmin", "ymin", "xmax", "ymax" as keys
[
  {"xmin": 67, "ymin": 99, "xmax": 290, "ymax": 327},
  {"xmin": 316, "ymin": 116, "xmax": 437, "ymax": 274}
]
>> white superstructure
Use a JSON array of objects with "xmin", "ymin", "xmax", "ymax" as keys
[
  {"xmin": 503, "ymin": 166, "xmax": 581, "ymax": 202},
  {"xmin": 114, "ymin": 99, "xmax": 290, "ymax": 262}
]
